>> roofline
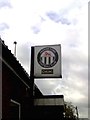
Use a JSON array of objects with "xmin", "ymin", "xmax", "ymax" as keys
[{"xmin": 0, "ymin": 56, "xmax": 30, "ymax": 88}]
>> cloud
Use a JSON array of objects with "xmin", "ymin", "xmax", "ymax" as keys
[
  {"xmin": 31, "ymin": 16, "xmax": 45, "ymax": 34},
  {"xmin": 35, "ymin": 79, "xmax": 61, "ymax": 95},
  {"xmin": 31, "ymin": 26, "xmax": 41, "ymax": 34},
  {"xmin": 63, "ymin": 49, "xmax": 88, "ymax": 80},
  {"xmin": 0, "ymin": 0, "xmax": 12, "ymax": 9},
  {"xmin": 46, "ymin": 11, "xmax": 71, "ymax": 25},
  {"xmin": 78, "ymin": 107, "xmax": 88, "ymax": 118},
  {"xmin": 0, "ymin": 23, "xmax": 9, "ymax": 31},
  {"xmin": 16, "ymin": 43, "xmax": 31, "ymax": 74}
]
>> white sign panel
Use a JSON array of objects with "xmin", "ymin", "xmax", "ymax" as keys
[{"xmin": 34, "ymin": 44, "xmax": 62, "ymax": 78}]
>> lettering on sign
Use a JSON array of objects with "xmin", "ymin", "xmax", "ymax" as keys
[{"xmin": 41, "ymin": 69, "xmax": 53, "ymax": 74}]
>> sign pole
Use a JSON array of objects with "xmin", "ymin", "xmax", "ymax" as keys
[{"xmin": 30, "ymin": 46, "xmax": 34, "ymax": 105}]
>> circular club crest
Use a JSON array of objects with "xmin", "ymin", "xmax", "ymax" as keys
[{"xmin": 37, "ymin": 47, "xmax": 58, "ymax": 68}]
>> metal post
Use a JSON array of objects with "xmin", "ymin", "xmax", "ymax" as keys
[
  {"xmin": 0, "ymin": 37, "xmax": 2, "ymax": 120},
  {"xmin": 14, "ymin": 41, "xmax": 17, "ymax": 56},
  {"xmin": 30, "ymin": 46, "xmax": 34, "ymax": 105}
]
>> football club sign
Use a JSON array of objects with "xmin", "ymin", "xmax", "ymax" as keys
[{"xmin": 33, "ymin": 44, "xmax": 62, "ymax": 78}]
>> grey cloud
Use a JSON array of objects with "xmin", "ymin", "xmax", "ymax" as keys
[
  {"xmin": 46, "ymin": 0, "xmax": 85, "ymax": 26},
  {"xmin": 39, "ymin": 16, "xmax": 46, "ymax": 22},
  {"xmin": 46, "ymin": 12, "xmax": 60, "ymax": 22},
  {"xmin": 0, "ymin": 23, "xmax": 9, "ymax": 31},
  {"xmin": 0, "ymin": 0, "xmax": 12, "ymax": 8},
  {"xmin": 66, "ymin": 30, "xmax": 80, "ymax": 48},
  {"xmin": 63, "ymin": 48, "xmax": 88, "ymax": 75},
  {"xmin": 59, "ymin": 18, "xmax": 71, "ymax": 25},
  {"xmin": 35, "ymin": 79, "xmax": 59, "ymax": 95},
  {"xmin": 31, "ymin": 16, "xmax": 45, "ymax": 34},
  {"xmin": 61, "ymin": 49, "xmax": 88, "ymax": 111},
  {"xmin": 46, "ymin": 11, "xmax": 71, "ymax": 25},
  {"xmin": 78, "ymin": 107, "xmax": 88, "ymax": 118},
  {"xmin": 45, "ymin": 0, "xmax": 88, "ymax": 25},
  {"xmin": 77, "ymin": 101, "xmax": 88, "ymax": 108},
  {"xmin": 16, "ymin": 43, "xmax": 31, "ymax": 73},
  {"xmin": 31, "ymin": 26, "xmax": 41, "ymax": 34},
  {"xmin": 62, "ymin": 51, "xmax": 88, "ymax": 89}
]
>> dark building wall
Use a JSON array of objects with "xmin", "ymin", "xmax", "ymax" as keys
[
  {"xmin": 2, "ymin": 60, "xmax": 29, "ymax": 119},
  {"xmin": 33, "ymin": 106, "xmax": 64, "ymax": 120},
  {"xmin": 2, "ymin": 62, "xmax": 12, "ymax": 119},
  {"xmin": 0, "ymin": 39, "xmax": 32, "ymax": 119},
  {"xmin": 0, "ymin": 44, "xmax": 2, "ymax": 120}
]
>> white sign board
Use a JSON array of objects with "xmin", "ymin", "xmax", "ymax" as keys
[{"xmin": 34, "ymin": 44, "xmax": 62, "ymax": 78}]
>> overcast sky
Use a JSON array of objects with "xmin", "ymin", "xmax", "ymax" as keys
[{"xmin": 0, "ymin": 0, "xmax": 89, "ymax": 118}]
